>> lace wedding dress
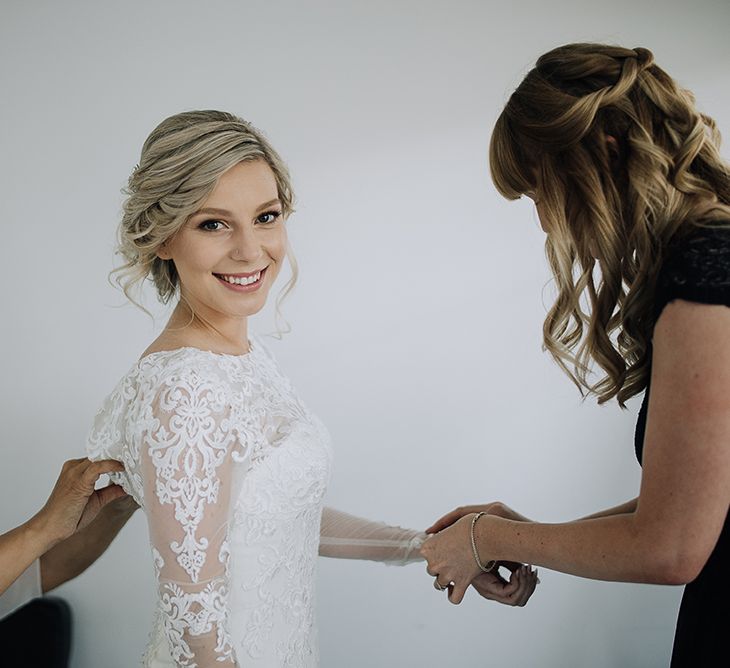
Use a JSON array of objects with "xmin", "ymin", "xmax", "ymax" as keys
[{"xmin": 87, "ymin": 337, "xmax": 424, "ymax": 667}]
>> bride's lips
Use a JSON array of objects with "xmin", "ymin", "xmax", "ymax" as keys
[{"xmin": 213, "ymin": 267, "xmax": 267, "ymax": 293}]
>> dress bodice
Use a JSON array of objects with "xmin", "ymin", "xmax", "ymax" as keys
[{"xmin": 88, "ymin": 338, "xmax": 333, "ymax": 667}]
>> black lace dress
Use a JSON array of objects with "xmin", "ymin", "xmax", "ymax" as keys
[{"xmin": 634, "ymin": 226, "xmax": 730, "ymax": 667}]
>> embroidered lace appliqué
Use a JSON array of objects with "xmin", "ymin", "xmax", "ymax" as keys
[{"xmin": 87, "ymin": 339, "xmax": 423, "ymax": 667}]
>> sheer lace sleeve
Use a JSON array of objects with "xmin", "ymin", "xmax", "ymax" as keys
[
  {"xmin": 319, "ymin": 507, "xmax": 425, "ymax": 565},
  {"xmin": 141, "ymin": 365, "xmax": 246, "ymax": 668}
]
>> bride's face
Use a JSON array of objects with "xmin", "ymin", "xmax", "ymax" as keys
[{"xmin": 157, "ymin": 159, "xmax": 287, "ymax": 320}]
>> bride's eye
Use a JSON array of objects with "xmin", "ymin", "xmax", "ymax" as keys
[
  {"xmin": 256, "ymin": 211, "xmax": 282, "ymax": 225},
  {"xmin": 199, "ymin": 219, "xmax": 225, "ymax": 231}
]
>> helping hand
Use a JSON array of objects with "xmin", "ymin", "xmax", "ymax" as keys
[
  {"xmin": 34, "ymin": 458, "xmax": 128, "ymax": 546},
  {"xmin": 420, "ymin": 514, "xmax": 485, "ymax": 605},
  {"xmin": 471, "ymin": 563, "xmax": 539, "ymax": 607},
  {"xmin": 423, "ymin": 503, "xmax": 539, "ymax": 607},
  {"xmin": 426, "ymin": 502, "xmax": 529, "ymax": 534}
]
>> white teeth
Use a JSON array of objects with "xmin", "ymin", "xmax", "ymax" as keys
[{"xmin": 220, "ymin": 271, "xmax": 261, "ymax": 286}]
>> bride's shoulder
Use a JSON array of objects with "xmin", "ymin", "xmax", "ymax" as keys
[{"xmin": 134, "ymin": 346, "xmax": 236, "ymax": 393}]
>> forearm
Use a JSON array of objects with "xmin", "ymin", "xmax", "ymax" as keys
[
  {"xmin": 0, "ymin": 517, "xmax": 55, "ymax": 595},
  {"xmin": 577, "ymin": 497, "xmax": 638, "ymax": 521},
  {"xmin": 40, "ymin": 504, "xmax": 135, "ymax": 592},
  {"xmin": 480, "ymin": 511, "xmax": 687, "ymax": 585}
]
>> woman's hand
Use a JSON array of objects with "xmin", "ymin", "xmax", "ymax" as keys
[
  {"xmin": 471, "ymin": 563, "xmax": 539, "ymax": 607},
  {"xmin": 426, "ymin": 502, "xmax": 529, "ymax": 534},
  {"xmin": 32, "ymin": 458, "xmax": 127, "ymax": 547},
  {"xmin": 420, "ymin": 513, "xmax": 485, "ymax": 604}
]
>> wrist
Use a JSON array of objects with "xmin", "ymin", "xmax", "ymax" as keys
[
  {"xmin": 474, "ymin": 512, "xmax": 504, "ymax": 563},
  {"xmin": 23, "ymin": 512, "xmax": 65, "ymax": 555},
  {"xmin": 470, "ymin": 512, "xmax": 497, "ymax": 573}
]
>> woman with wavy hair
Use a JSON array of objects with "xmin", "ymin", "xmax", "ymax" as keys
[
  {"xmin": 422, "ymin": 44, "xmax": 730, "ymax": 666},
  {"xmin": 86, "ymin": 110, "xmax": 537, "ymax": 667}
]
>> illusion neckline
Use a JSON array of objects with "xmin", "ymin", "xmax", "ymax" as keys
[{"xmin": 137, "ymin": 339, "xmax": 257, "ymax": 365}]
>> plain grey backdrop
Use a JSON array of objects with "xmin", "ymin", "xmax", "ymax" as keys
[{"xmin": 1, "ymin": 1, "xmax": 728, "ymax": 666}]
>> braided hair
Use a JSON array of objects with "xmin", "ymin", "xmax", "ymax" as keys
[{"xmin": 490, "ymin": 43, "xmax": 730, "ymax": 405}]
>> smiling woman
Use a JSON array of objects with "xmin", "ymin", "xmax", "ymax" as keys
[
  {"xmin": 148, "ymin": 160, "xmax": 288, "ymax": 355},
  {"xmin": 85, "ymin": 110, "xmax": 459, "ymax": 668},
  {"xmin": 114, "ymin": 111, "xmax": 295, "ymax": 312}
]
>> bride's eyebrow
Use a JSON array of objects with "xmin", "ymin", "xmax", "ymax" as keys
[
  {"xmin": 194, "ymin": 207, "xmax": 234, "ymax": 217},
  {"xmin": 255, "ymin": 199, "xmax": 282, "ymax": 212},
  {"xmin": 191, "ymin": 200, "xmax": 281, "ymax": 218}
]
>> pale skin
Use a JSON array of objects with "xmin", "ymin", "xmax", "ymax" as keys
[
  {"xmin": 148, "ymin": 159, "xmax": 538, "ymax": 609},
  {"xmin": 422, "ymin": 296, "xmax": 730, "ymax": 604},
  {"xmin": 0, "ymin": 458, "xmax": 137, "ymax": 597},
  {"xmin": 147, "ymin": 159, "xmax": 288, "ymax": 357}
]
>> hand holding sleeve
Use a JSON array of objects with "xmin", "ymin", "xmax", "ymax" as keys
[
  {"xmin": 141, "ymin": 368, "xmax": 243, "ymax": 667},
  {"xmin": 319, "ymin": 507, "xmax": 426, "ymax": 565}
]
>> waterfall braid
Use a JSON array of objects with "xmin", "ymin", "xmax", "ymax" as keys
[{"xmin": 490, "ymin": 43, "xmax": 730, "ymax": 405}]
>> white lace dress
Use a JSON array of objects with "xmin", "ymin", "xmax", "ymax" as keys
[{"xmin": 87, "ymin": 337, "xmax": 424, "ymax": 668}]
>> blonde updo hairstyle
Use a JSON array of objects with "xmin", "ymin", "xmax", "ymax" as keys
[
  {"xmin": 114, "ymin": 110, "xmax": 296, "ymax": 310},
  {"xmin": 490, "ymin": 43, "xmax": 730, "ymax": 405}
]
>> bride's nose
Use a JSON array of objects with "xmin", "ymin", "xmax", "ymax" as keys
[{"xmin": 230, "ymin": 227, "xmax": 264, "ymax": 263}]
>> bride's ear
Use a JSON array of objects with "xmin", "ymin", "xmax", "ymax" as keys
[{"xmin": 156, "ymin": 242, "xmax": 172, "ymax": 260}]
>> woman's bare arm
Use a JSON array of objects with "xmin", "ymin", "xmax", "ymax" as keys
[{"xmin": 422, "ymin": 300, "xmax": 730, "ymax": 602}]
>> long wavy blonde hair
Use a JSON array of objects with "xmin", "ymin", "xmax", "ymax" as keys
[
  {"xmin": 113, "ymin": 110, "xmax": 297, "ymax": 315},
  {"xmin": 490, "ymin": 43, "xmax": 730, "ymax": 405}
]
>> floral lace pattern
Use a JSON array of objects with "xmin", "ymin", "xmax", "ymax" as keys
[
  {"xmin": 148, "ymin": 368, "xmax": 238, "ymax": 583},
  {"xmin": 88, "ymin": 337, "xmax": 423, "ymax": 667},
  {"xmin": 88, "ymin": 339, "xmax": 333, "ymax": 667}
]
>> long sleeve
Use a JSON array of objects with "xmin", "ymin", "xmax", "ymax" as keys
[
  {"xmin": 0, "ymin": 559, "xmax": 41, "ymax": 621},
  {"xmin": 318, "ymin": 507, "xmax": 426, "ymax": 565},
  {"xmin": 140, "ymin": 366, "xmax": 245, "ymax": 668}
]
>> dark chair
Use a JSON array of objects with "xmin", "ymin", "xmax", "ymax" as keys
[{"xmin": 0, "ymin": 596, "xmax": 72, "ymax": 667}]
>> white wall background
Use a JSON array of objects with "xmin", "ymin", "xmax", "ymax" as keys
[{"xmin": 1, "ymin": 1, "xmax": 728, "ymax": 666}]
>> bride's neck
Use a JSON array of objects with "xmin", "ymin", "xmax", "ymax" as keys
[{"xmin": 162, "ymin": 302, "xmax": 250, "ymax": 355}]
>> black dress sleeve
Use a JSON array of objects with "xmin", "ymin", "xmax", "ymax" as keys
[{"xmin": 653, "ymin": 225, "xmax": 730, "ymax": 317}]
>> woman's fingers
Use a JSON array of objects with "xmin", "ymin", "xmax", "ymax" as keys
[
  {"xmin": 426, "ymin": 503, "xmax": 511, "ymax": 534},
  {"xmin": 425, "ymin": 508, "xmax": 467, "ymax": 534},
  {"xmin": 508, "ymin": 566, "xmax": 538, "ymax": 607},
  {"xmin": 515, "ymin": 568, "xmax": 539, "ymax": 606},
  {"xmin": 422, "ymin": 516, "xmax": 485, "ymax": 606},
  {"xmin": 40, "ymin": 457, "xmax": 126, "ymax": 542},
  {"xmin": 470, "ymin": 565, "xmax": 539, "ymax": 606},
  {"xmin": 447, "ymin": 579, "xmax": 469, "ymax": 605},
  {"xmin": 93, "ymin": 484, "xmax": 127, "ymax": 506},
  {"xmin": 81, "ymin": 459, "xmax": 125, "ymax": 488}
]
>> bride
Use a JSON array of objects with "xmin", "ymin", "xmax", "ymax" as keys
[
  {"xmin": 85, "ymin": 110, "xmax": 428, "ymax": 667},
  {"xmin": 87, "ymin": 110, "xmax": 536, "ymax": 667}
]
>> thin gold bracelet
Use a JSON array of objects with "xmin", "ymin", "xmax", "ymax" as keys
[{"xmin": 470, "ymin": 512, "xmax": 496, "ymax": 573}]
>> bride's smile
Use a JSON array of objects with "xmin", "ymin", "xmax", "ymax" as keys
[{"xmin": 156, "ymin": 159, "xmax": 287, "ymax": 326}]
